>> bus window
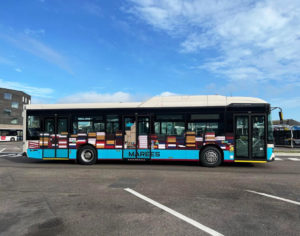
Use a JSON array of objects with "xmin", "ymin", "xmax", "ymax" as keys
[
  {"xmin": 138, "ymin": 117, "xmax": 149, "ymax": 135},
  {"xmin": 27, "ymin": 116, "xmax": 40, "ymax": 139},
  {"xmin": 156, "ymin": 122, "xmax": 185, "ymax": 136},
  {"xmin": 58, "ymin": 118, "xmax": 68, "ymax": 133},
  {"xmin": 267, "ymin": 114, "xmax": 274, "ymax": 143},
  {"xmin": 206, "ymin": 122, "xmax": 219, "ymax": 133},
  {"xmin": 188, "ymin": 122, "xmax": 223, "ymax": 136},
  {"xmin": 73, "ymin": 116, "xmax": 104, "ymax": 133},
  {"xmin": 45, "ymin": 119, "xmax": 55, "ymax": 133},
  {"xmin": 78, "ymin": 121, "xmax": 92, "ymax": 133},
  {"xmin": 94, "ymin": 122, "xmax": 105, "ymax": 132},
  {"xmin": 106, "ymin": 115, "xmax": 119, "ymax": 134},
  {"xmin": 188, "ymin": 122, "xmax": 206, "ymax": 136}
]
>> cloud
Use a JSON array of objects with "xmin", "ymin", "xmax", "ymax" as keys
[
  {"xmin": 159, "ymin": 91, "xmax": 179, "ymax": 96},
  {"xmin": 15, "ymin": 68, "xmax": 22, "ymax": 73},
  {"xmin": 0, "ymin": 78, "xmax": 53, "ymax": 98},
  {"xmin": 58, "ymin": 91, "xmax": 133, "ymax": 103},
  {"xmin": 270, "ymin": 97, "xmax": 300, "ymax": 109},
  {"xmin": 24, "ymin": 28, "xmax": 45, "ymax": 37},
  {"xmin": 127, "ymin": 0, "xmax": 300, "ymax": 81},
  {"xmin": 0, "ymin": 30, "xmax": 72, "ymax": 74}
]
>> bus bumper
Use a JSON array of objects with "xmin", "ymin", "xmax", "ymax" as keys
[{"xmin": 267, "ymin": 153, "xmax": 275, "ymax": 162}]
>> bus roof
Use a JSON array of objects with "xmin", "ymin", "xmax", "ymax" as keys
[{"xmin": 26, "ymin": 95, "xmax": 268, "ymax": 110}]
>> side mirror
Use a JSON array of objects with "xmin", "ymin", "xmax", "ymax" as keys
[{"xmin": 279, "ymin": 111, "xmax": 283, "ymax": 124}]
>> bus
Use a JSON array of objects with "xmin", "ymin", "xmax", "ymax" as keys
[
  {"xmin": 273, "ymin": 125, "xmax": 300, "ymax": 147},
  {"xmin": 0, "ymin": 129, "xmax": 18, "ymax": 142},
  {"xmin": 23, "ymin": 95, "xmax": 275, "ymax": 167}
]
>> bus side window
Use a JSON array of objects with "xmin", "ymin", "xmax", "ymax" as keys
[
  {"xmin": 188, "ymin": 122, "xmax": 206, "ymax": 136},
  {"xmin": 58, "ymin": 118, "xmax": 68, "ymax": 133},
  {"xmin": 27, "ymin": 115, "xmax": 40, "ymax": 139},
  {"xmin": 45, "ymin": 119, "xmax": 55, "ymax": 133},
  {"xmin": 106, "ymin": 115, "xmax": 119, "ymax": 134}
]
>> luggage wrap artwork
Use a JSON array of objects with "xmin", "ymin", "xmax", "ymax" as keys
[{"xmin": 28, "ymin": 131, "xmax": 235, "ymax": 152}]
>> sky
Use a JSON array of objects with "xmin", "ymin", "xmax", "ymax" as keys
[{"xmin": 0, "ymin": 0, "xmax": 299, "ymax": 120}]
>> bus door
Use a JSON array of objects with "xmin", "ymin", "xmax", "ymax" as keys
[
  {"xmin": 123, "ymin": 115, "xmax": 151, "ymax": 160},
  {"xmin": 234, "ymin": 114, "xmax": 266, "ymax": 160},
  {"xmin": 123, "ymin": 116, "xmax": 137, "ymax": 159},
  {"xmin": 137, "ymin": 116, "xmax": 151, "ymax": 160},
  {"xmin": 42, "ymin": 116, "xmax": 69, "ymax": 158}
]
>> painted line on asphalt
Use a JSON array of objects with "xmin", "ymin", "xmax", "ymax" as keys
[
  {"xmin": 288, "ymin": 158, "xmax": 300, "ymax": 161},
  {"xmin": 124, "ymin": 188, "xmax": 224, "ymax": 236},
  {"xmin": 0, "ymin": 148, "xmax": 6, "ymax": 153},
  {"xmin": 275, "ymin": 157, "xmax": 282, "ymax": 160},
  {"xmin": 246, "ymin": 190, "xmax": 300, "ymax": 206},
  {"xmin": 0, "ymin": 153, "xmax": 22, "ymax": 157}
]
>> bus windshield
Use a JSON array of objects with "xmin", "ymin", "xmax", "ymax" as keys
[{"xmin": 268, "ymin": 114, "xmax": 274, "ymax": 143}]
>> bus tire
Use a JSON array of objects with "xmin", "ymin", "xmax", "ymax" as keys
[
  {"xmin": 10, "ymin": 137, "xmax": 15, "ymax": 142},
  {"xmin": 200, "ymin": 147, "xmax": 222, "ymax": 167},
  {"xmin": 77, "ymin": 146, "xmax": 97, "ymax": 165}
]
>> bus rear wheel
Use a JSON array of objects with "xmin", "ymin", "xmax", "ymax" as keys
[
  {"xmin": 10, "ymin": 137, "xmax": 15, "ymax": 142},
  {"xmin": 200, "ymin": 147, "xmax": 222, "ymax": 167},
  {"xmin": 78, "ymin": 146, "xmax": 97, "ymax": 165}
]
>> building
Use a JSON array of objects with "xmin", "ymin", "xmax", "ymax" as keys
[
  {"xmin": 0, "ymin": 88, "xmax": 31, "ymax": 131},
  {"xmin": 273, "ymin": 119, "xmax": 300, "ymax": 126}
]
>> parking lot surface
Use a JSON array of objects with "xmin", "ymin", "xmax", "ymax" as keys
[{"xmin": 0, "ymin": 143, "xmax": 300, "ymax": 235}]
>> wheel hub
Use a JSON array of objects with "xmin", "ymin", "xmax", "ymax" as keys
[
  {"xmin": 81, "ymin": 150, "xmax": 93, "ymax": 162},
  {"xmin": 205, "ymin": 150, "xmax": 218, "ymax": 164}
]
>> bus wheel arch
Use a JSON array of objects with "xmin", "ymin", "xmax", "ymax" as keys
[
  {"xmin": 199, "ymin": 144, "xmax": 223, "ymax": 167},
  {"xmin": 77, "ymin": 144, "xmax": 97, "ymax": 165},
  {"xmin": 10, "ymin": 137, "xmax": 15, "ymax": 142}
]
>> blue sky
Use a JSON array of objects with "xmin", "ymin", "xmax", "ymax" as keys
[{"xmin": 0, "ymin": 0, "xmax": 299, "ymax": 120}]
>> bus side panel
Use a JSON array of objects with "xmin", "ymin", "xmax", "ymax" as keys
[
  {"xmin": 44, "ymin": 149, "xmax": 55, "ymax": 158},
  {"xmin": 98, "ymin": 149, "xmax": 122, "ymax": 160},
  {"xmin": 267, "ymin": 145, "xmax": 274, "ymax": 161},
  {"xmin": 27, "ymin": 149, "xmax": 43, "ymax": 159},
  {"xmin": 56, "ymin": 149, "xmax": 68, "ymax": 158},
  {"xmin": 151, "ymin": 150, "xmax": 199, "ymax": 160},
  {"xmin": 223, "ymin": 150, "xmax": 234, "ymax": 162},
  {"xmin": 69, "ymin": 149, "xmax": 77, "ymax": 159}
]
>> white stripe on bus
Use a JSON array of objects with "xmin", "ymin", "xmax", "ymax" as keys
[{"xmin": 124, "ymin": 188, "xmax": 224, "ymax": 236}]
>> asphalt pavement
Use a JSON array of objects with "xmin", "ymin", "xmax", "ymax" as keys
[{"xmin": 0, "ymin": 142, "xmax": 299, "ymax": 236}]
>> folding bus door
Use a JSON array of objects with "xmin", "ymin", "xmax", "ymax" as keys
[
  {"xmin": 251, "ymin": 115, "xmax": 266, "ymax": 160},
  {"xmin": 56, "ymin": 117, "xmax": 69, "ymax": 158},
  {"xmin": 137, "ymin": 116, "xmax": 151, "ymax": 160},
  {"xmin": 234, "ymin": 116, "xmax": 249, "ymax": 160},
  {"xmin": 234, "ymin": 114, "xmax": 267, "ymax": 160},
  {"xmin": 42, "ymin": 116, "xmax": 69, "ymax": 158},
  {"xmin": 123, "ymin": 116, "xmax": 137, "ymax": 159},
  {"xmin": 42, "ymin": 117, "xmax": 56, "ymax": 158}
]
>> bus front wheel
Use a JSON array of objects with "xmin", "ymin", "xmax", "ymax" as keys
[
  {"xmin": 200, "ymin": 147, "xmax": 222, "ymax": 167},
  {"xmin": 10, "ymin": 137, "xmax": 15, "ymax": 142},
  {"xmin": 78, "ymin": 146, "xmax": 97, "ymax": 165}
]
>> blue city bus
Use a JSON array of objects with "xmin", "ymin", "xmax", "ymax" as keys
[{"xmin": 23, "ymin": 95, "xmax": 275, "ymax": 167}]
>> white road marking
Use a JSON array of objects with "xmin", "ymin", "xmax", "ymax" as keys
[
  {"xmin": 275, "ymin": 157, "xmax": 282, "ymax": 160},
  {"xmin": 124, "ymin": 188, "xmax": 224, "ymax": 236},
  {"xmin": 0, "ymin": 153, "xmax": 22, "ymax": 158},
  {"xmin": 288, "ymin": 158, "xmax": 300, "ymax": 161},
  {"xmin": 246, "ymin": 190, "xmax": 300, "ymax": 206},
  {"xmin": 0, "ymin": 148, "xmax": 6, "ymax": 153}
]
